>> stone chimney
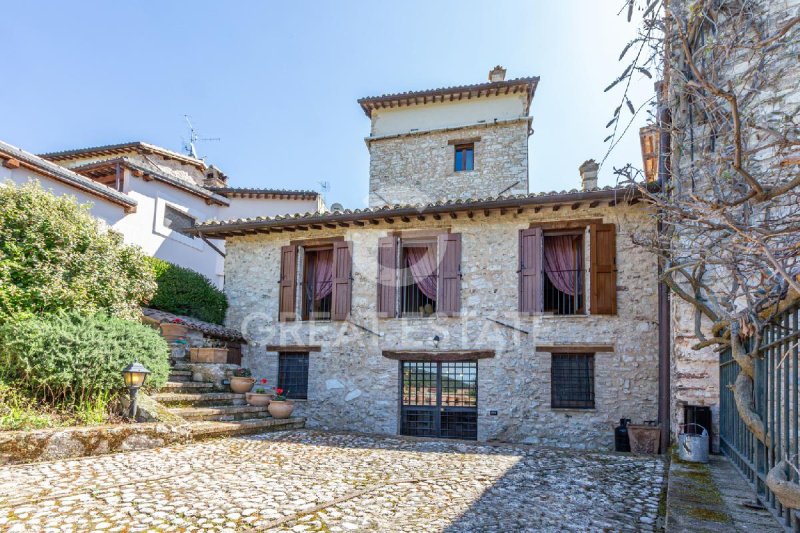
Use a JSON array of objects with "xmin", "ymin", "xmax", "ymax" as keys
[
  {"xmin": 488, "ymin": 65, "xmax": 507, "ymax": 82},
  {"xmin": 579, "ymin": 159, "xmax": 599, "ymax": 190}
]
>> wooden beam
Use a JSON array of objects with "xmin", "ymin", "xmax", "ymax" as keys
[
  {"xmin": 310, "ymin": 224, "xmax": 323, "ymax": 230},
  {"xmin": 142, "ymin": 174, "xmax": 154, "ymax": 182},
  {"xmin": 353, "ymin": 220, "xmax": 365, "ymax": 226},
  {"xmin": 467, "ymin": 211, "xmax": 474, "ymax": 219},
  {"xmin": 382, "ymin": 349, "xmax": 495, "ymax": 362},
  {"xmin": 449, "ymin": 212, "xmax": 458, "ymax": 219},
  {"xmin": 552, "ymin": 205, "xmax": 561, "ymax": 211},
  {"xmin": 401, "ymin": 216, "xmax": 410, "ymax": 223},
  {"xmin": 483, "ymin": 209, "xmax": 491, "ymax": 217},
  {"xmin": 535, "ymin": 344, "xmax": 614, "ymax": 353},
  {"xmin": 432, "ymin": 213, "xmax": 441, "ymax": 220},
  {"xmin": 571, "ymin": 202, "xmax": 581, "ymax": 210},
  {"xmin": 384, "ymin": 217, "xmax": 395, "ymax": 224},
  {"xmin": 533, "ymin": 207, "xmax": 542, "ymax": 213},
  {"xmin": 290, "ymin": 236, "xmax": 344, "ymax": 246},
  {"xmin": 2, "ymin": 158, "xmax": 20, "ymax": 169},
  {"xmin": 589, "ymin": 201, "xmax": 600, "ymax": 208},
  {"xmin": 369, "ymin": 219, "xmax": 380, "ymax": 225},
  {"xmin": 131, "ymin": 169, "xmax": 144, "ymax": 177},
  {"xmin": 609, "ymin": 199, "xmax": 618, "ymax": 207},
  {"xmin": 337, "ymin": 222, "xmax": 350, "ymax": 227},
  {"xmin": 266, "ymin": 345, "xmax": 322, "ymax": 353},
  {"xmin": 324, "ymin": 223, "xmax": 337, "ymax": 229}
]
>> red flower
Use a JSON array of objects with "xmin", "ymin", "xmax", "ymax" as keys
[
  {"xmin": 275, "ymin": 388, "xmax": 283, "ymax": 395},
  {"xmin": 171, "ymin": 318, "xmax": 184, "ymax": 324},
  {"xmin": 260, "ymin": 378, "xmax": 267, "ymax": 384}
]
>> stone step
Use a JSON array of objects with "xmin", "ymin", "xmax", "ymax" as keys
[
  {"xmin": 169, "ymin": 405, "xmax": 272, "ymax": 422},
  {"xmin": 151, "ymin": 392, "xmax": 246, "ymax": 407},
  {"xmin": 169, "ymin": 370, "xmax": 193, "ymax": 377},
  {"xmin": 160, "ymin": 381, "xmax": 214, "ymax": 393},
  {"xmin": 168, "ymin": 374, "xmax": 191, "ymax": 382},
  {"xmin": 190, "ymin": 417, "xmax": 305, "ymax": 439}
]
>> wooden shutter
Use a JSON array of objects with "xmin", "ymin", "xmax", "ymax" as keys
[
  {"xmin": 331, "ymin": 241, "xmax": 353, "ymax": 321},
  {"xmin": 590, "ymin": 223, "xmax": 617, "ymax": 315},
  {"xmin": 519, "ymin": 228, "xmax": 543, "ymax": 314},
  {"xmin": 437, "ymin": 233, "xmax": 462, "ymax": 316},
  {"xmin": 377, "ymin": 236, "xmax": 397, "ymax": 318},
  {"xmin": 279, "ymin": 244, "xmax": 297, "ymax": 322}
]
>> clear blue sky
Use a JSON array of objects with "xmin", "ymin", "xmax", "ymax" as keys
[{"xmin": 1, "ymin": 1, "xmax": 652, "ymax": 209}]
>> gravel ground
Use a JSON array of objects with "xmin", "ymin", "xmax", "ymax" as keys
[{"xmin": 0, "ymin": 430, "xmax": 665, "ymax": 532}]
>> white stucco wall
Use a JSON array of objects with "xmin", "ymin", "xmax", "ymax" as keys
[
  {"xmin": 1, "ymin": 167, "xmax": 128, "ymax": 225},
  {"xmin": 226, "ymin": 196, "xmax": 322, "ymax": 220},
  {"xmin": 370, "ymin": 94, "xmax": 528, "ymax": 137}
]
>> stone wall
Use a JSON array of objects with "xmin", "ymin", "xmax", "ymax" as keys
[
  {"xmin": 367, "ymin": 119, "xmax": 530, "ymax": 207},
  {"xmin": 223, "ymin": 203, "xmax": 660, "ymax": 450}
]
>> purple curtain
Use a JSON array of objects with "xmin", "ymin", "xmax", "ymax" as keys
[
  {"xmin": 406, "ymin": 246, "xmax": 437, "ymax": 300},
  {"xmin": 310, "ymin": 249, "xmax": 333, "ymax": 300},
  {"xmin": 544, "ymin": 236, "xmax": 579, "ymax": 296}
]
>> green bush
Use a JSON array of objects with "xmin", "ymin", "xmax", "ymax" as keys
[
  {"xmin": 0, "ymin": 311, "xmax": 169, "ymax": 408},
  {"xmin": 0, "ymin": 182, "xmax": 156, "ymax": 320},
  {"xmin": 145, "ymin": 257, "xmax": 228, "ymax": 324}
]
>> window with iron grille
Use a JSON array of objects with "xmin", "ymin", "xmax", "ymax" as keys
[
  {"xmin": 163, "ymin": 205, "xmax": 196, "ymax": 237},
  {"xmin": 278, "ymin": 352, "xmax": 309, "ymax": 399},
  {"xmin": 399, "ymin": 241, "xmax": 437, "ymax": 317},
  {"xmin": 551, "ymin": 353, "xmax": 594, "ymax": 409},
  {"xmin": 301, "ymin": 247, "xmax": 333, "ymax": 321}
]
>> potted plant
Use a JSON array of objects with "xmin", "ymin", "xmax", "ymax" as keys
[
  {"xmin": 160, "ymin": 318, "xmax": 189, "ymax": 341},
  {"xmin": 190, "ymin": 338, "xmax": 229, "ymax": 364},
  {"xmin": 267, "ymin": 388, "xmax": 295, "ymax": 419},
  {"xmin": 230, "ymin": 367, "xmax": 255, "ymax": 394},
  {"xmin": 245, "ymin": 378, "xmax": 274, "ymax": 406}
]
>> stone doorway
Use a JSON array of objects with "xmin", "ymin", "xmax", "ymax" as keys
[{"xmin": 400, "ymin": 360, "xmax": 478, "ymax": 440}]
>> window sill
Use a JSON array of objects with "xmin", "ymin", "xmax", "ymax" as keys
[
  {"xmin": 550, "ymin": 407, "xmax": 596, "ymax": 412},
  {"xmin": 539, "ymin": 314, "xmax": 590, "ymax": 319},
  {"xmin": 395, "ymin": 316, "xmax": 437, "ymax": 321}
]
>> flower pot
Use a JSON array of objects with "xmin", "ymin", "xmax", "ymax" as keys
[
  {"xmin": 190, "ymin": 347, "xmax": 228, "ymax": 364},
  {"xmin": 230, "ymin": 376, "xmax": 255, "ymax": 394},
  {"xmin": 246, "ymin": 392, "xmax": 274, "ymax": 407},
  {"xmin": 160, "ymin": 323, "xmax": 188, "ymax": 342},
  {"xmin": 267, "ymin": 400, "xmax": 294, "ymax": 419},
  {"xmin": 627, "ymin": 424, "xmax": 661, "ymax": 455}
]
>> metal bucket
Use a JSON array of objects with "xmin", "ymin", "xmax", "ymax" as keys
[{"xmin": 678, "ymin": 423, "xmax": 709, "ymax": 463}]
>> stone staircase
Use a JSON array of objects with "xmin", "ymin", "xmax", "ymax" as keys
[{"xmin": 151, "ymin": 363, "xmax": 304, "ymax": 439}]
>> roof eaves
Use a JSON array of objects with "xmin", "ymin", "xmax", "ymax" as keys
[
  {"xmin": 39, "ymin": 141, "xmax": 206, "ymax": 170},
  {"xmin": 0, "ymin": 140, "xmax": 138, "ymax": 210},
  {"xmin": 189, "ymin": 186, "xmax": 641, "ymax": 237},
  {"xmin": 209, "ymin": 187, "xmax": 320, "ymax": 199}
]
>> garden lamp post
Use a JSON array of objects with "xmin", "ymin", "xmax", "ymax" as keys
[{"xmin": 121, "ymin": 361, "xmax": 151, "ymax": 420}]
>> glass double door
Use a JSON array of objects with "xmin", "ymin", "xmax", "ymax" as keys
[{"xmin": 400, "ymin": 361, "xmax": 478, "ymax": 440}]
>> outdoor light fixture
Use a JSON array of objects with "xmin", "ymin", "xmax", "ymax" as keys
[
  {"xmin": 433, "ymin": 335, "xmax": 441, "ymax": 348},
  {"xmin": 121, "ymin": 361, "xmax": 151, "ymax": 420}
]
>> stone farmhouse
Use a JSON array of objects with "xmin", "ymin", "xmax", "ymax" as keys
[
  {"xmin": 191, "ymin": 67, "xmax": 663, "ymax": 449},
  {"xmin": 0, "ymin": 140, "xmax": 322, "ymax": 286}
]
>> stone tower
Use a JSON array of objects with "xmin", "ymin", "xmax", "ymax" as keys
[{"xmin": 358, "ymin": 67, "xmax": 539, "ymax": 207}]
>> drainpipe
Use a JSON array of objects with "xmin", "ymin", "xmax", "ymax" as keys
[{"xmin": 656, "ymin": 80, "xmax": 672, "ymax": 454}]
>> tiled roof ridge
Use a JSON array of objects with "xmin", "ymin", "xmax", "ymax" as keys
[
  {"xmin": 209, "ymin": 186, "xmax": 319, "ymax": 197},
  {"xmin": 358, "ymin": 76, "xmax": 540, "ymax": 103}
]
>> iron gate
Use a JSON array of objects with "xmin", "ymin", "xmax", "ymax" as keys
[
  {"xmin": 720, "ymin": 302, "xmax": 800, "ymax": 531},
  {"xmin": 400, "ymin": 361, "xmax": 478, "ymax": 440}
]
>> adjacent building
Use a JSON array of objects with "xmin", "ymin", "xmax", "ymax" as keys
[
  {"xmin": 0, "ymin": 140, "xmax": 322, "ymax": 286},
  {"xmin": 192, "ymin": 68, "xmax": 661, "ymax": 449}
]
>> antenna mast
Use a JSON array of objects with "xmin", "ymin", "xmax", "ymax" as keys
[{"xmin": 183, "ymin": 115, "xmax": 220, "ymax": 159}]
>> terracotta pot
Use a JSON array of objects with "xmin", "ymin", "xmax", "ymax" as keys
[
  {"xmin": 190, "ymin": 347, "xmax": 228, "ymax": 364},
  {"xmin": 160, "ymin": 323, "xmax": 188, "ymax": 341},
  {"xmin": 267, "ymin": 400, "xmax": 294, "ymax": 419},
  {"xmin": 246, "ymin": 392, "xmax": 274, "ymax": 407},
  {"xmin": 230, "ymin": 376, "xmax": 255, "ymax": 394}
]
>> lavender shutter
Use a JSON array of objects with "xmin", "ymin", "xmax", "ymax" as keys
[
  {"xmin": 590, "ymin": 223, "xmax": 617, "ymax": 315},
  {"xmin": 331, "ymin": 241, "xmax": 353, "ymax": 321},
  {"xmin": 519, "ymin": 228, "xmax": 543, "ymax": 314},
  {"xmin": 377, "ymin": 236, "xmax": 397, "ymax": 318},
  {"xmin": 278, "ymin": 244, "xmax": 297, "ymax": 322},
  {"xmin": 437, "ymin": 233, "xmax": 462, "ymax": 316}
]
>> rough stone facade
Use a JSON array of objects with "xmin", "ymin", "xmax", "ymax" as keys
[
  {"xmin": 368, "ymin": 119, "xmax": 530, "ymax": 207},
  {"xmin": 223, "ymin": 204, "xmax": 660, "ymax": 450}
]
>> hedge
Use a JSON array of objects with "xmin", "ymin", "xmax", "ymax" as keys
[
  {"xmin": 0, "ymin": 311, "xmax": 169, "ymax": 407},
  {"xmin": 145, "ymin": 257, "xmax": 228, "ymax": 324},
  {"xmin": 0, "ymin": 182, "xmax": 156, "ymax": 320}
]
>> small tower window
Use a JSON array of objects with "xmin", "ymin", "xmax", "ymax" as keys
[{"xmin": 454, "ymin": 143, "xmax": 474, "ymax": 172}]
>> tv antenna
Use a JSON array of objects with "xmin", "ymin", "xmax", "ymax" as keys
[
  {"xmin": 182, "ymin": 115, "xmax": 220, "ymax": 159},
  {"xmin": 318, "ymin": 181, "xmax": 331, "ymax": 195}
]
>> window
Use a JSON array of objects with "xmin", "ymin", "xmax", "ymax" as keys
[
  {"xmin": 400, "ymin": 241, "xmax": 437, "ymax": 317},
  {"xmin": 454, "ymin": 143, "xmax": 474, "ymax": 172},
  {"xmin": 519, "ymin": 223, "xmax": 616, "ymax": 316},
  {"xmin": 542, "ymin": 233, "xmax": 584, "ymax": 315},
  {"xmin": 278, "ymin": 352, "xmax": 309, "ymax": 399},
  {"xmin": 302, "ymin": 247, "xmax": 333, "ymax": 320},
  {"xmin": 163, "ymin": 205, "xmax": 196, "ymax": 237},
  {"xmin": 551, "ymin": 353, "xmax": 594, "ymax": 409}
]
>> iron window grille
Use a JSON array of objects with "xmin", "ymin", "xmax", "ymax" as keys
[
  {"xmin": 163, "ymin": 205, "xmax": 196, "ymax": 238},
  {"xmin": 301, "ymin": 247, "xmax": 333, "ymax": 321},
  {"xmin": 278, "ymin": 352, "xmax": 309, "ymax": 399},
  {"xmin": 399, "ymin": 242, "xmax": 437, "ymax": 318},
  {"xmin": 551, "ymin": 353, "xmax": 595, "ymax": 409},
  {"xmin": 543, "ymin": 233, "xmax": 585, "ymax": 315}
]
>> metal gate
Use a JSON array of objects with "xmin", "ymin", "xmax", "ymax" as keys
[
  {"xmin": 720, "ymin": 301, "xmax": 800, "ymax": 531},
  {"xmin": 400, "ymin": 361, "xmax": 478, "ymax": 440}
]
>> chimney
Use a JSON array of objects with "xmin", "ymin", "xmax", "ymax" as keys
[
  {"xmin": 488, "ymin": 65, "xmax": 506, "ymax": 82},
  {"xmin": 579, "ymin": 159, "xmax": 599, "ymax": 190}
]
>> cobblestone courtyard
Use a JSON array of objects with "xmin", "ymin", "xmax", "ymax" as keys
[{"xmin": 0, "ymin": 430, "xmax": 666, "ymax": 532}]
